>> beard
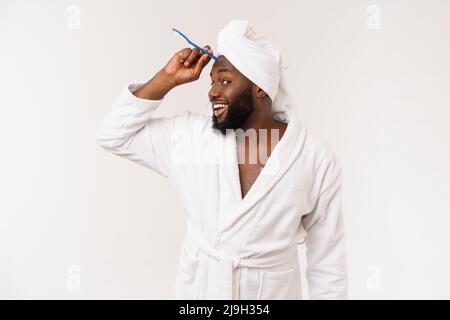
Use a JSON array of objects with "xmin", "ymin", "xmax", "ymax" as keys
[{"xmin": 212, "ymin": 86, "xmax": 254, "ymax": 135}]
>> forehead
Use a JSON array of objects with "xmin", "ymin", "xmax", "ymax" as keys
[{"xmin": 210, "ymin": 55, "xmax": 237, "ymax": 76}]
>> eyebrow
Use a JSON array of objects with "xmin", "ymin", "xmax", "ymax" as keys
[{"xmin": 209, "ymin": 68, "xmax": 232, "ymax": 77}]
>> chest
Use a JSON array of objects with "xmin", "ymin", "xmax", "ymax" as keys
[
  {"xmin": 238, "ymin": 163, "xmax": 264, "ymax": 199},
  {"xmin": 236, "ymin": 135, "xmax": 272, "ymax": 199},
  {"xmin": 230, "ymin": 124, "xmax": 287, "ymax": 200}
]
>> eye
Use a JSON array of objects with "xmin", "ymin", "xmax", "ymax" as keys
[{"xmin": 210, "ymin": 80, "xmax": 231, "ymax": 86}]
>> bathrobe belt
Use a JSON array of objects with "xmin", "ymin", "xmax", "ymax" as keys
[{"xmin": 186, "ymin": 224, "xmax": 298, "ymax": 299}]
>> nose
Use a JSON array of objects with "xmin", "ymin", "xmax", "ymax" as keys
[{"xmin": 208, "ymin": 84, "xmax": 221, "ymax": 102}]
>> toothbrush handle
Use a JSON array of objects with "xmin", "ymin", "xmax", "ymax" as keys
[
  {"xmin": 194, "ymin": 44, "xmax": 209, "ymax": 55},
  {"xmin": 172, "ymin": 28, "xmax": 218, "ymax": 61},
  {"xmin": 189, "ymin": 41, "xmax": 216, "ymax": 60}
]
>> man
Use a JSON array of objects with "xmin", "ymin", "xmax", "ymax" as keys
[{"xmin": 96, "ymin": 20, "xmax": 348, "ymax": 299}]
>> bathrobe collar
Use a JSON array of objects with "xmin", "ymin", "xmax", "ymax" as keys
[{"xmin": 219, "ymin": 109, "xmax": 306, "ymax": 234}]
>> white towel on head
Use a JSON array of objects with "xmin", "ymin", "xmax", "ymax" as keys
[{"xmin": 216, "ymin": 20, "xmax": 293, "ymax": 122}]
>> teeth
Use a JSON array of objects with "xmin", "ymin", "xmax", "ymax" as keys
[{"xmin": 213, "ymin": 104, "xmax": 228, "ymax": 110}]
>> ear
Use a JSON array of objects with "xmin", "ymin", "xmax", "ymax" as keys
[{"xmin": 254, "ymin": 85, "xmax": 268, "ymax": 99}]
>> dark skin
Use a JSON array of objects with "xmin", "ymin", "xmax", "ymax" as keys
[
  {"xmin": 209, "ymin": 56, "xmax": 288, "ymax": 199},
  {"xmin": 134, "ymin": 46, "xmax": 287, "ymax": 199}
]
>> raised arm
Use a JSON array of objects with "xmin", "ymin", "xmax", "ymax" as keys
[{"xmin": 96, "ymin": 45, "xmax": 213, "ymax": 177}]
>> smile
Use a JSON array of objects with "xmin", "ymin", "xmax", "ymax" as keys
[{"xmin": 213, "ymin": 104, "xmax": 228, "ymax": 118}]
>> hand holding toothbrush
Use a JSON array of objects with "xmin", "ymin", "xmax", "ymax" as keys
[
  {"xmin": 162, "ymin": 45, "xmax": 214, "ymax": 86},
  {"xmin": 134, "ymin": 45, "xmax": 214, "ymax": 101}
]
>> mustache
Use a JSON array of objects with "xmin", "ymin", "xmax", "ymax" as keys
[{"xmin": 211, "ymin": 92, "xmax": 254, "ymax": 135}]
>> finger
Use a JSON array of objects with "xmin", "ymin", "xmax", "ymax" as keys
[
  {"xmin": 201, "ymin": 45, "xmax": 213, "ymax": 58},
  {"xmin": 199, "ymin": 53, "xmax": 211, "ymax": 69},
  {"xmin": 199, "ymin": 45, "xmax": 213, "ymax": 66},
  {"xmin": 175, "ymin": 48, "xmax": 192, "ymax": 63},
  {"xmin": 184, "ymin": 48, "xmax": 200, "ymax": 67},
  {"xmin": 193, "ymin": 47, "xmax": 212, "ymax": 78},
  {"xmin": 202, "ymin": 45, "xmax": 212, "ymax": 57},
  {"xmin": 203, "ymin": 47, "xmax": 213, "ymax": 65}
]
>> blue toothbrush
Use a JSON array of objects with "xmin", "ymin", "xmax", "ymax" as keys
[{"xmin": 171, "ymin": 27, "xmax": 219, "ymax": 62}]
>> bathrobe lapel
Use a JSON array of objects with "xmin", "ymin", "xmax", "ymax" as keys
[{"xmin": 219, "ymin": 111, "xmax": 306, "ymax": 235}]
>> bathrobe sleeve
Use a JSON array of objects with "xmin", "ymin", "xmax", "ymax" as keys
[
  {"xmin": 96, "ymin": 83, "xmax": 174, "ymax": 177},
  {"xmin": 301, "ymin": 155, "xmax": 348, "ymax": 299}
]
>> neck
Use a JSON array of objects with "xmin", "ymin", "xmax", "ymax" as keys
[
  {"xmin": 240, "ymin": 106, "xmax": 286, "ymax": 131},
  {"xmin": 236, "ymin": 106, "xmax": 288, "ymax": 161}
]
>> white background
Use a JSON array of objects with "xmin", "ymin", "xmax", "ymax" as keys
[{"xmin": 1, "ymin": 0, "xmax": 449, "ymax": 299}]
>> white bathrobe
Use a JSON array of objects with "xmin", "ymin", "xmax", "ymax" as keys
[{"xmin": 96, "ymin": 83, "xmax": 348, "ymax": 300}]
